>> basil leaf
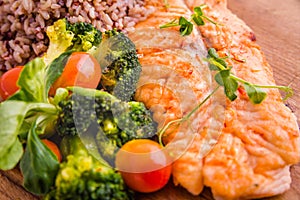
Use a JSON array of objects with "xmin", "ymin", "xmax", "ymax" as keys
[
  {"xmin": 243, "ymin": 83, "xmax": 267, "ymax": 104},
  {"xmin": 0, "ymin": 139, "xmax": 23, "ymax": 170},
  {"xmin": 215, "ymin": 70, "xmax": 238, "ymax": 101},
  {"xmin": 45, "ymin": 51, "xmax": 73, "ymax": 94},
  {"xmin": 9, "ymin": 58, "xmax": 47, "ymax": 102},
  {"xmin": 20, "ymin": 121, "xmax": 59, "ymax": 195}
]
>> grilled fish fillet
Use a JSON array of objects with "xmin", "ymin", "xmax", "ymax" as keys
[{"xmin": 128, "ymin": 0, "xmax": 300, "ymax": 199}]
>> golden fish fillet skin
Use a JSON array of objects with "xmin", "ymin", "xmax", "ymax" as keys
[{"xmin": 128, "ymin": 0, "xmax": 300, "ymax": 199}]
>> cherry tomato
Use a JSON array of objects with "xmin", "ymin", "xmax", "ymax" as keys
[
  {"xmin": 42, "ymin": 139, "xmax": 62, "ymax": 162},
  {"xmin": 115, "ymin": 139, "xmax": 172, "ymax": 193},
  {"xmin": 49, "ymin": 52, "xmax": 101, "ymax": 96},
  {"xmin": 0, "ymin": 66, "xmax": 23, "ymax": 100}
]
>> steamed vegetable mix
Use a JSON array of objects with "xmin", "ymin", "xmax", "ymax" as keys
[
  {"xmin": 45, "ymin": 19, "xmax": 142, "ymax": 101},
  {"xmin": 45, "ymin": 136, "xmax": 134, "ymax": 200},
  {"xmin": 57, "ymin": 87, "xmax": 157, "ymax": 165},
  {"xmin": 0, "ymin": 18, "xmax": 155, "ymax": 199}
]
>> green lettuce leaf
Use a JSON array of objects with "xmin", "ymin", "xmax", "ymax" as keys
[
  {"xmin": 20, "ymin": 121, "xmax": 59, "ymax": 195},
  {"xmin": 0, "ymin": 139, "xmax": 23, "ymax": 170},
  {"xmin": 0, "ymin": 101, "xmax": 29, "ymax": 169},
  {"xmin": 9, "ymin": 58, "xmax": 47, "ymax": 102},
  {"xmin": 45, "ymin": 51, "xmax": 73, "ymax": 94},
  {"xmin": 0, "ymin": 101, "xmax": 57, "ymax": 170}
]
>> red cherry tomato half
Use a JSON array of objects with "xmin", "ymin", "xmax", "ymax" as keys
[
  {"xmin": 42, "ymin": 139, "xmax": 62, "ymax": 162},
  {"xmin": 0, "ymin": 66, "xmax": 23, "ymax": 100},
  {"xmin": 49, "ymin": 52, "xmax": 101, "ymax": 96},
  {"xmin": 115, "ymin": 139, "xmax": 172, "ymax": 193}
]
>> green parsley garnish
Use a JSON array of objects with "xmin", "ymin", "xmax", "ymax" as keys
[
  {"xmin": 159, "ymin": 5, "xmax": 219, "ymax": 36},
  {"xmin": 158, "ymin": 4, "xmax": 293, "ymax": 144},
  {"xmin": 157, "ymin": 48, "xmax": 293, "ymax": 145},
  {"xmin": 206, "ymin": 48, "xmax": 293, "ymax": 104}
]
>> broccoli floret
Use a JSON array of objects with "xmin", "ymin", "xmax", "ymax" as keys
[
  {"xmin": 110, "ymin": 101, "xmax": 158, "ymax": 145},
  {"xmin": 45, "ymin": 135, "xmax": 133, "ymax": 200},
  {"xmin": 44, "ymin": 19, "xmax": 73, "ymax": 65},
  {"xmin": 94, "ymin": 100, "xmax": 157, "ymax": 164},
  {"xmin": 66, "ymin": 21, "xmax": 102, "ymax": 52},
  {"xmin": 44, "ymin": 19, "xmax": 101, "ymax": 65},
  {"xmin": 89, "ymin": 29, "xmax": 142, "ymax": 101},
  {"xmin": 56, "ymin": 90, "xmax": 157, "ymax": 164}
]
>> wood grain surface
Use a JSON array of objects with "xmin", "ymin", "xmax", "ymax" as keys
[{"xmin": 0, "ymin": 0, "xmax": 299, "ymax": 200}]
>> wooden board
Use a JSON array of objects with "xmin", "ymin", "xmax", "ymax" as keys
[{"xmin": 0, "ymin": 0, "xmax": 299, "ymax": 199}]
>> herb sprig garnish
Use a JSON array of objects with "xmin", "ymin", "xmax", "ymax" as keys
[
  {"xmin": 157, "ymin": 48, "xmax": 293, "ymax": 146},
  {"xmin": 160, "ymin": 5, "xmax": 219, "ymax": 36},
  {"xmin": 206, "ymin": 48, "xmax": 293, "ymax": 104},
  {"xmin": 158, "ymin": 86, "xmax": 220, "ymax": 146},
  {"xmin": 158, "ymin": 4, "xmax": 293, "ymax": 145}
]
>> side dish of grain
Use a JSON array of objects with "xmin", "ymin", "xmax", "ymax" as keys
[{"xmin": 0, "ymin": 0, "xmax": 153, "ymax": 70}]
